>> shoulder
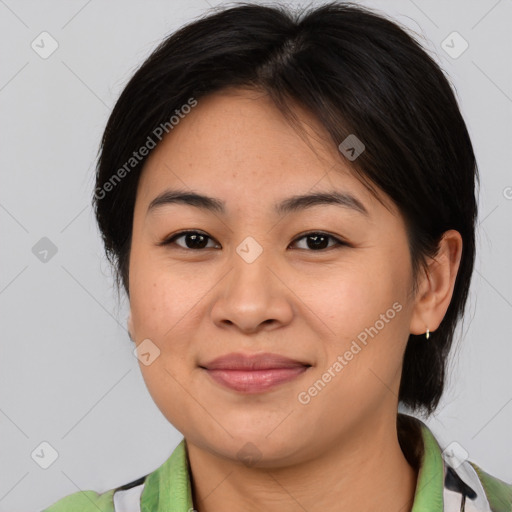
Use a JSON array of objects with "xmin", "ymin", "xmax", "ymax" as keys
[
  {"xmin": 399, "ymin": 413, "xmax": 511, "ymax": 511},
  {"xmin": 41, "ymin": 439, "xmax": 188, "ymax": 512},
  {"xmin": 41, "ymin": 488, "xmax": 116, "ymax": 512},
  {"xmin": 468, "ymin": 461, "xmax": 512, "ymax": 512},
  {"xmin": 41, "ymin": 474, "xmax": 147, "ymax": 512},
  {"xmin": 442, "ymin": 443, "xmax": 511, "ymax": 512}
]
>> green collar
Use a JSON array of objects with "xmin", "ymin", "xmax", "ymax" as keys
[
  {"xmin": 140, "ymin": 437, "xmax": 194, "ymax": 511},
  {"xmin": 140, "ymin": 414, "xmax": 445, "ymax": 512},
  {"xmin": 410, "ymin": 416, "xmax": 445, "ymax": 512}
]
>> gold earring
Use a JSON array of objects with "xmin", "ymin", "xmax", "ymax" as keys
[{"xmin": 425, "ymin": 327, "xmax": 430, "ymax": 339}]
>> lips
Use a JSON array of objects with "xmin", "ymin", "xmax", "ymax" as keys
[
  {"xmin": 201, "ymin": 352, "xmax": 310, "ymax": 370},
  {"xmin": 200, "ymin": 352, "xmax": 311, "ymax": 393}
]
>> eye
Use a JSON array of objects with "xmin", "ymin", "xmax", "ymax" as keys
[
  {"xmin": 289, "ymin": 231, "xmax": 347, "ymax": 251},
  {"xmin": 159, "ymin": 230, "xmax": 347, "ymax": 251},
  {"xmin": 159, "ymin": 230, "xmax": 220, "ymax": 250}
]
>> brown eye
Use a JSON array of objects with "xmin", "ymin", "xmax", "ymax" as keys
[
  {"xmin": 290, "ymin": 232, "xmax": 346, "ymax": 251},
  {"xmin": 159, "ymin": 230, "xmax": 347, "ymax": 252},
  {"xmin": 160, "ymin": 231, "xmax": 219, "ymax": 250}
]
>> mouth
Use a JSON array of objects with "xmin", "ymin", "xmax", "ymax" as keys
[{"xmin": 199, "ymin": 352, "xmax": 312, "ymax": 393}]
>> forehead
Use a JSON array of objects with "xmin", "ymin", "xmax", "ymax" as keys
[{"xmin": 136, "ymin": 88, "xmax": 394, "ymax": 217}]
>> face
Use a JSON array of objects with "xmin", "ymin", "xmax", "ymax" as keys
[{"xmin": 128, "ymin": 88, "xmax": 418, "ymax": 467}]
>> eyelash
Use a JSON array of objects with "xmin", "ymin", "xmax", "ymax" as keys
[{"xmin": 158, "ymin": 230, "xmax": 348, "ymax": 252}]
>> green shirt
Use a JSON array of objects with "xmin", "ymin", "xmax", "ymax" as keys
[{"xmin": 41, "ymin": 413, "xmax": 511, "ymax": 512}]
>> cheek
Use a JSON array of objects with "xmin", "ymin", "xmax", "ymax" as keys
[
  {"xmin": 303, "ymin": 259, "xmax": 398, "ymax": 335},
  {"xmin": 129, "ymin": 248, "xmax": 203, "ymax": 340},
  {"xmin": 129, "ymin": 258, "xmax": 200, "ymax": 429},
  {"xmin": 304, "ymin": 256, "xmax": 409, "ymax": 380}
]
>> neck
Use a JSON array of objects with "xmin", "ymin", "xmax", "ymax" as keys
[{"xmin": 186, "ymin": 413, "xmax": 419, "ymax": 512}]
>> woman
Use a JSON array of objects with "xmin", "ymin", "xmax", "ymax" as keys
[{"xmin": 42, "ymin": 2, "xmax": 511, "ymax": 511}]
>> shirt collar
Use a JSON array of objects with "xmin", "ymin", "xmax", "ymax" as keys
[
  {"xmin": 140, "ymin": 413, "xmax": 445, "ymax": 512},
  {"xmin": 406, "ymin": 413, "xmax": 446, "ymax": 512}
]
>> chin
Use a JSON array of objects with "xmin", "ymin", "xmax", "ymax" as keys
[{"xmin": 207, "ymin": 430, "xmax": 308, "ymax": 469}]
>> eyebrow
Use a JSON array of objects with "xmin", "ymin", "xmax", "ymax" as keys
[{"xmin": 147, "ymin": 188, "xmax": 370, "ymax": 217}]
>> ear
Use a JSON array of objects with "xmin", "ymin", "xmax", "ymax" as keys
[
  {"xmin": 127, "ymin": 313, "xmax": 135, "ymax": 342},
  {"xmin": 409, "ymin": 229, "xmax": 463, "ymax": 336}
]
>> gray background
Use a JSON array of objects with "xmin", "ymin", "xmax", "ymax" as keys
[{"xmin": 0, "ymin": 0, "xmax": 511, "ymax": 510}]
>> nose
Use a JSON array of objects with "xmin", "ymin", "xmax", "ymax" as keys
[{"xmin": 210, "ymin": 242, "xmax": 294, "ymax": 334}]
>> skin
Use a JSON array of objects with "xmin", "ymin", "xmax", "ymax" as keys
[{"xmin": 127, "ymin": 87, "xmax": 463, "ymax": 512}]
